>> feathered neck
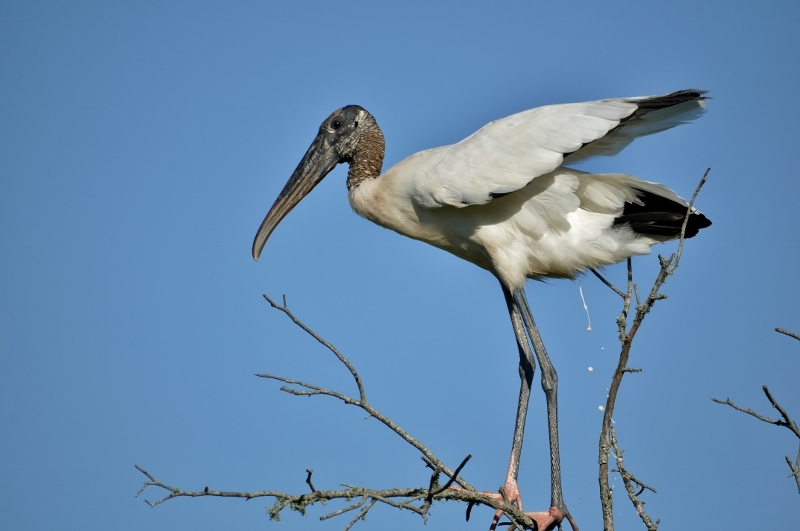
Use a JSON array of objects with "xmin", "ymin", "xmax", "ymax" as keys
[{"xmin": 346, "ymin": 123, "xmax": 385, "ymax": 190}]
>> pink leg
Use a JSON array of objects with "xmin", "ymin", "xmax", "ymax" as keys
[
  {"xmin": 478, "ymin": 446, "xmax": 563, "ymax": 530},
  {"xmin": 484, "ymin": 482, "xmax": 563, "ymax": 531}
]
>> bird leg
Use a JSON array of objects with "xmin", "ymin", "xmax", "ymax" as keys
[
  {"xmin": 512, "ymin": 288, "xmax": 573, "ymax": 526},
  {"xmin": 479, "ymin": 286, "xmax": 566, "ymax": 531}
]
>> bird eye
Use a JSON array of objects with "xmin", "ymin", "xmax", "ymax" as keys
[{"xmin": 332, "ymin": 120, "xmax": 342, "ymax": 130}]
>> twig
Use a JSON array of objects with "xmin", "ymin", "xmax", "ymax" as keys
[
  {"xmin": 598, "ymin": 169, "xmax": 709, "ymax": 531},
  {"xmin": 612, "ymin": 260, "xmax": 634, "ymax": 342},
  {"xmin": 420, "ymin": 455, "xmax": 473, "ymax": 496},
  {"xmin": 714, "ymin": 384, "xmax": 800, "ymax": 495},
  {"xmin": 263, "ymin": 294, "xmax": 367, "ymax": 403},
  {"xmin": 434, "ymin": 454, "xmax": 472, "ymax": 494},
  {"xmin": 610, "ymin": 427, "xmax": 659, "ymax": 531},
  {"xmin": 342, "ymin": 499, "xmax": 376, "ymax": 531},
  {"xmin": 320, "ymin": 496, "xmax": 367, "ymax": 520},
  {"xmin": 786, "ymin": 450, "xmax": 800, "ymax": 494},
  {"xmin": 422, "ymin": 451, "xmax": 472, "ymax": 518},
  {"xmin": 254, "ymin": 369, "xmax": 474, "ymax": 492},
  {"xmin": 591, "ymin": 268, "xmax": 626, "ymax": 299},
  {"xmin": 626, "ymin": 258, "xmax": 634, "ymax": 315},
  {"xmin": 258, "ymin": 296, "xmax": 474, "ymax": 492},
  {"xmin": 775, "ymin": 327, "xmax": 800, "ymax": 342},
  {"xmin": 711, "ymin": 397, "xmax": 781, "ymax": 424},
  {"xmin": 713, "ymin": 386, "xmax": 800, "ymax": 439},
  {"xmin": 419, "ymin": 465, "xmax": 442, "ymax": 518},
  {"xmin": 306, "ymin": 469, "xmax": 317, "ymax": 493},
  {"xmin": 763, "ymin": 386, "xmax": 800, "ymax": 439},
  {"xmin": 672, "ymin": 168, "xmax": 710, "ymax": 271}
]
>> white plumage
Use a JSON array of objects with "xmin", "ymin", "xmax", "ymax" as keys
[{"xmin": 347, "ymin": 93, "xmax": 707, "ymax": 290}]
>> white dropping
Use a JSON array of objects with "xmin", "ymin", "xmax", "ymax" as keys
[
  {"xmin": 588, "ymin": 366, "xmax": 594, "ymax": 372},
  {"xmin": 598, "ymin": 405, "xmax": 605, "ymax": 412},
  {"xmin": 579, "ymin": 282, "xmax": 592, "ymax": 332}
]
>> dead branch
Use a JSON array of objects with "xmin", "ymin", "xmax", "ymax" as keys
[
  {"xmin": 787, "ymin": 451, "xmax": 800, "ymax": 494},
  {"xmin": 305, "ymin": 469, "xmax": 317, "ymax": 493},
  {"xmin": 712, "ymin": 385, "xmax": 799, "ymax": 439},
  {"xmin": 136, "ymin": 296, "xmax": 550, "ymax": 530},
  {"xmin": 713, "ymin": 327, "xmax": 800, "ymax": 495},
  {"xmin": 259, "ymin": 294, "xmax": 474, "ymax": 491},
  {"xmin": 713, "ymin": 386, "xmax": 800, "ymax": 493},
  {"xmin": 262, "ymin": 294, "xmax": 366, "ymax": 403},
  {"xmin": 610, "ymin": 428, "xmax": 659, "ymax": 531},
  {"xmin": 776, "ymin": 328, "xmax": 800, "ymax": 342},
  {"xmin": 597, "ymin": 169, "xmax": 709, "ymax": 531},
  {"xmin": 590, "ymin": 268, "xmax": 625, "ymax": 299},
  {"xmin": 134, "ymin": 462, "xmax": 543, "ymax": 529}
]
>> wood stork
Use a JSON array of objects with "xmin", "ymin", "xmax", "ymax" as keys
[{"xmin": 252, "ymin": 89, "xmax": 711, "ymax": 530}]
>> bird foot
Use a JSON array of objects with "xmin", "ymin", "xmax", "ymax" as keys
[
  {"xmin": 483, "ymin": 481, "xmax": 563, "ymax": 531},
  {"xmin": 490, "ymin": 505, "xmax": 562, "ymax": 531}
]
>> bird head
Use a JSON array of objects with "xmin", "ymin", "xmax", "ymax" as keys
[{"xmin": 252, "ymin": 105, "xmax": 381, "ymax": 261}]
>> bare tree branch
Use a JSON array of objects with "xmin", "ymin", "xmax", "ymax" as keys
[
  {"xmin": 711, "ymin": 397, "xmax": 781, "ymax": 424},
  {"xmin": 306, "ymin": 469, "xmax": 317, "ymax": 493},
  {"xmin": 263, "ymin": 294, "xmax": 367, "ymax": 403},
  {"xmin": 763, "ymin": 386, "xmax": 800, "ymax": 439},
  {"xmin": 259, "ymin": 294, "xmax": 475, "ymax": 492},
  {"xmin": 787, "ymin": 450, "xmax": 800, "ymax": 494},
  {"xmin": 712, "ymin": 331, "xmax": 800, "ymax": 442},
  {"xmin": 713, "ymin": 387, "xmax": 800, "ymax": 495},
  {"xmin": 711, "ymin": 385, "xmax": 800, "ymax": 439},
  {"xmin": 672, "ymin": 168, "xmax": 710, "ymax": 270},
  {"xmin": 590, "ymin": 268, "xmax": 625, "ymax": 299},
  {"xmin": 597, "ymin": 169, "xmax": 710, "ymax": 531},
  {"xmin": 432, "ymin": 454, "xmax": 472, "ymax": 496},
  {"xmin": 713, "ymin": 328, "xmax": 799, "ymax": 495},
  {"xmin": 136, "ymin": 297, "xmax": 556, "ymax": 529},
  {"xmin": 713, "ymin": 387, "xmax": 800, "ymax": 439},
  {"xmin": 775, "ymin": 327, "xmax": 800, "ymax": 342},
  {"xmin": 135, "ymin": 464, "xmax": 544, "ymax": 529},
  {"xmin": 342, "ymin": 499, "xmax": 377, "ymax": 531},
  {"xmin": 610, "ymin": 427, "xmax": 659, "ymax": 531},
  {"xmin": 320, "ymin": 496, "xmax": 367, "ymax": 521}
]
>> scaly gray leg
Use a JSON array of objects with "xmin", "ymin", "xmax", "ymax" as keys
[
  {"xmin": 482, "ymin": 285, "xmax": 567, "ymax": 531},
  {"xmin": 501, "ymin": 285, "xmax": 535, "ymax": 492},
  {"xmin": 514, "ymin": 288, "xmax": 570, "ymax": 519}
]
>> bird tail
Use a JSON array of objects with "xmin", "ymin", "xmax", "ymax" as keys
[{"xmin": 613, "ymin": 187, "xmax": 711, "ymax": 239}]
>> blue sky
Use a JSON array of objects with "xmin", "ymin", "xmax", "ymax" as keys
[{"xmin": 2, "ymin": 1, "xmax": 799, "ymax": 530}]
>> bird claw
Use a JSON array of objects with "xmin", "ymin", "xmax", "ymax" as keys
[
  {"xmin": 483, "ymin": 482, "xmax": 563, "ymax": 531},
  {"xmin": 490, "ymin": 505, "xmax": 563, "ymax": 531}
]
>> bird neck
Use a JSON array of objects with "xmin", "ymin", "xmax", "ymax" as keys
[{"xmin": 347, "ymin": 126, "xmax": 385, "ymax": 190}]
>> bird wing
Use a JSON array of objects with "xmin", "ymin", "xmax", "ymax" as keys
[{"xmin": 410, "ymin": 90, "xmax": 707, "ymax": 209}]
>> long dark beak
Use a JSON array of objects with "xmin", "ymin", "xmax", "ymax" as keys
[{"xmin": 252, "ymin": 132, "xmax": 340, "ymax": 260}]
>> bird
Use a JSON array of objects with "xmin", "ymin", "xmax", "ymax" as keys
[{"xmin": 252, "ymin": 89, "xmax": 711, "ymax": 531}]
